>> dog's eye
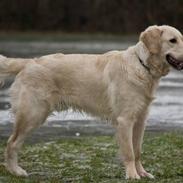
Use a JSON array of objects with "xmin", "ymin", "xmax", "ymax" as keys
[{"xmin": 169, "ymin": 38, "xmax": 177, "ymax": 43}]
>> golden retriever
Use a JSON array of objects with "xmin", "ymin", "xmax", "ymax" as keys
[{"xmin": 1, "ymin": 25, "xmax": 183, "ymax": 179}]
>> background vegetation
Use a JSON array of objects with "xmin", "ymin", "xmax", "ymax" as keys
[{"xmin": 0, "ymin": 0, "xmax": 182, "ymax": 33}]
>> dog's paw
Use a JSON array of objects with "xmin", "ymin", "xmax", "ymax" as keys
[
  {"xmin": 6, "ymin": 165, "xmax": 28, "ymax": 177},
  {"xmin": 139, "ymin": 171, "xmax": 154, "ymax": 179},
  {"xmin": 126, "ymin": 172, "xmax": 141, "ymax": 180}
]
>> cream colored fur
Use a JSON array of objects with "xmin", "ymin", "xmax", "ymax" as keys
[{"xmin": 2, "ymin": 25, "xmax": 183, "ymax": 179}]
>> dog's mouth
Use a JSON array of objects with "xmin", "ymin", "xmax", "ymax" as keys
[{"xmin": 166, "ymin": 54, "xmax": 183, "ymax": 70}]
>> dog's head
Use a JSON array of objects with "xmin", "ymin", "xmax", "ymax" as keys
[{"xmin": 140, "ymin": 25, "xmax": 183, "ymax": 77}]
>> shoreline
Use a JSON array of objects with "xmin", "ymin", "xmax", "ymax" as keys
[{"xmin": 1, "ymin": 120, "xmax": 182, "ymax": 143}]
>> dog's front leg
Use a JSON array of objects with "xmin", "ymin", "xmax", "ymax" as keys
[
  {"xmin": 116, "ymin": 116, "xmax": 140, "ymax": 180},
  {"xmin": 133, "ymin": 113, "xmax": 154, "ymax": 179}
]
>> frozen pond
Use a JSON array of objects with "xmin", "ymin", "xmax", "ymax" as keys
[{"xmin": 0, "ymin": 39, "xmax": 183, "ymax": 128}]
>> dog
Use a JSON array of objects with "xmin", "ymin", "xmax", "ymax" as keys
[{"xmin": 1, "ymin": 25, "xmax": 183, "ymax": 179}]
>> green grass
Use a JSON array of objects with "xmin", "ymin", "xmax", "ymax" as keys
[{"xmin": 0, "ymin": 132, "xmax": 182, "ymax": 183}]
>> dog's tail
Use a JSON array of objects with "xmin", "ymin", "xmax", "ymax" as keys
[{"xmin": 0, "ymin": 55, "xmax": 30, "ymax": 86}]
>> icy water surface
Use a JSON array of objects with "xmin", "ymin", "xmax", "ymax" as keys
[{"xmin": 0, "ymin": 39, "xmax": 183, "ymax": 127}]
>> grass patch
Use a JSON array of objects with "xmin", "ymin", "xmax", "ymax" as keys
[{"xmin": 0, "ymin": 132, "xmax": 182, "ymax": 182}]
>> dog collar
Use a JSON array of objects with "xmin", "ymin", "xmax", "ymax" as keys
[{"xmin": 138, "ymin": 56, "xmax": 151, "ymax": 73}]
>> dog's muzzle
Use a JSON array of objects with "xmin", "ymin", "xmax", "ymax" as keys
[{"xmin": 166, "ymin": 54, "xmax": 183, "ymax": 70}]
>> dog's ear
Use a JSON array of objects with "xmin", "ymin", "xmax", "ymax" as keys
[{"xmin": 140, "ymin": 26, "xmax": 163, "ymax": 54}]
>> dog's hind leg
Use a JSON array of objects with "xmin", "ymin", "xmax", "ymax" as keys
[{"xmin": 5, "ymin": 89, "xmax": 50, "ymax": 176}]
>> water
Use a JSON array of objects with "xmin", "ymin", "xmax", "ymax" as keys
[{"xmin": 0, "ymin": 39, "xmax": 183, "ymax": 127}]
